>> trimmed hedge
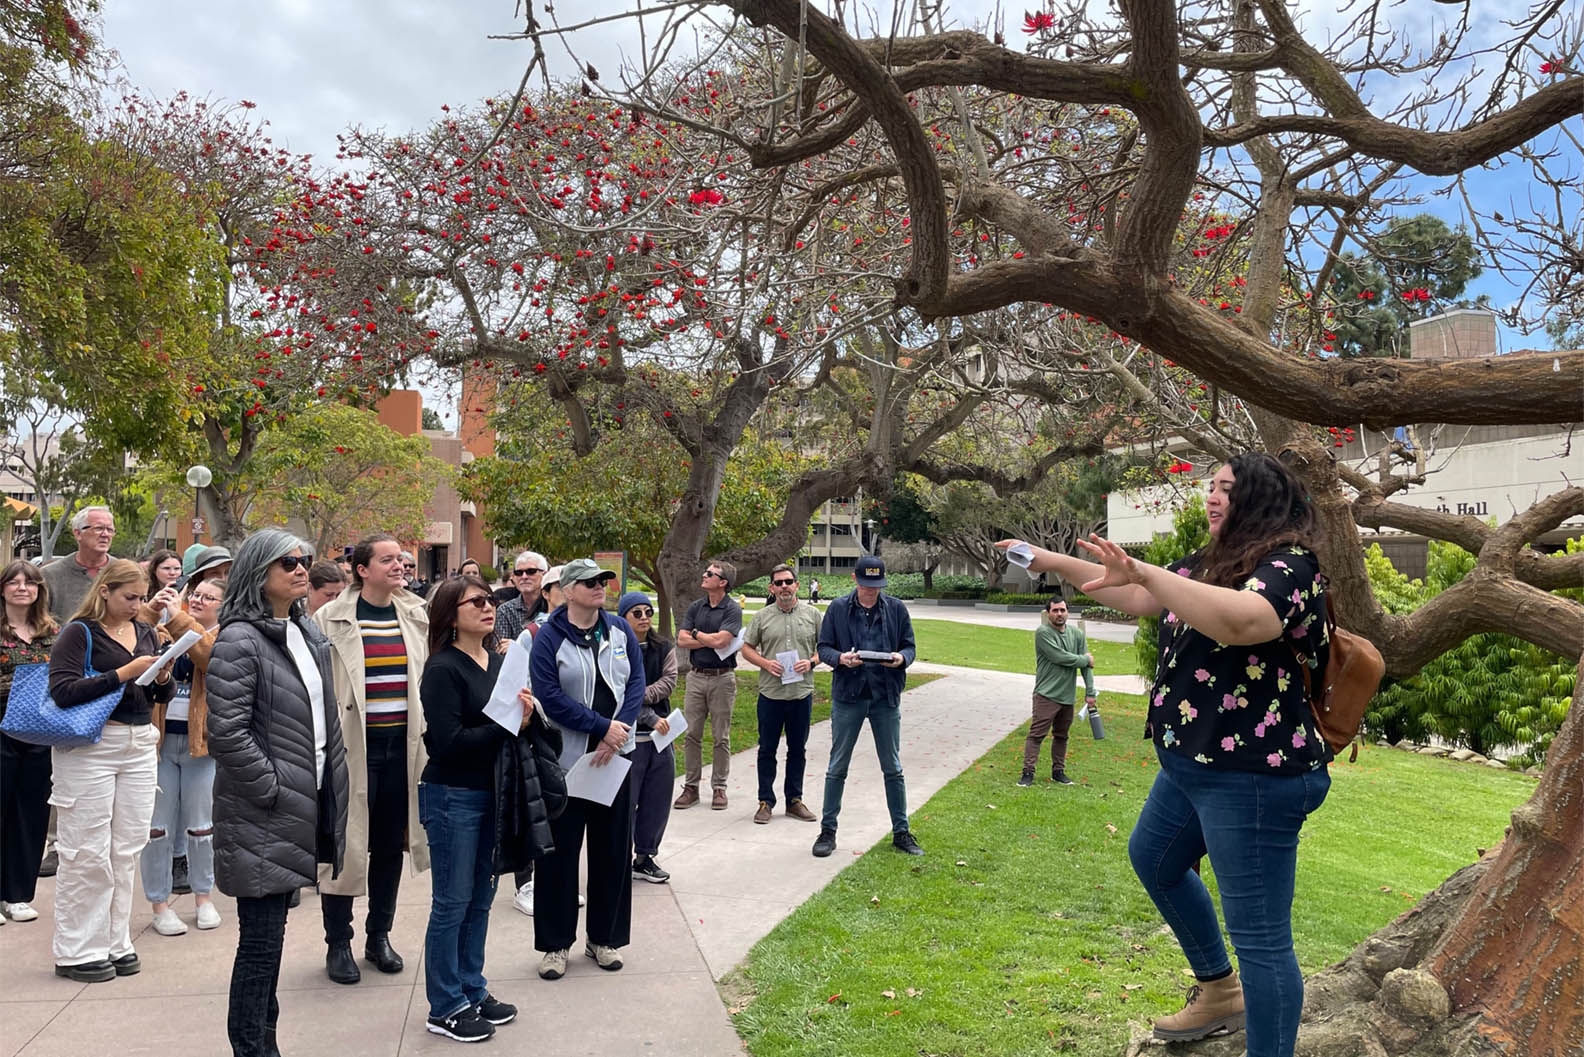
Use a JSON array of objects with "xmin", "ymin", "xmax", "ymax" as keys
[{"xmin": 985, "ymin": 592, "xmax": 1049, "ymax": 606}]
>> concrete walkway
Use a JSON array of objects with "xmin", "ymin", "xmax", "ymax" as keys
[{"xmin": 0, "ymin": 661, "xmax": 1073, "ymax": 1057}]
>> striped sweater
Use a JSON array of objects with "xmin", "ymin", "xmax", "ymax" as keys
[{"xmin": 357, "ymin": 597, "xmax": 409, "ymax": 733}]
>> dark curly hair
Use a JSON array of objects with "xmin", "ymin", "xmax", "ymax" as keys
[{"xmin": 1194, "ymin": 451, "xmax": 1318, "ymax": 589}]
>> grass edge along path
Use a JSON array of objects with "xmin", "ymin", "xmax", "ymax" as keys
[{"xmin": 724, "ymin": 689, "xmax": 1535, "ymax": 1057}]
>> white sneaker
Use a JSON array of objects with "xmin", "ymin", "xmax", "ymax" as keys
[
  {"xmin": 195, "ymin": 902, "xmax": 221, "ymax": 930},
  {"xmin": 578, "ymin": 892, "xmax": 586, "ymax": 907},
  {"xmin": 152, "ymin": 907, "xmax": 187, "ymax": 936},
  {"xmin": 2, "ymin": 901, "xmax": 38, "ymax": 922},
  {"xmin": 513, "ymin": 881, "xmax": 533, "ymax": 916}
]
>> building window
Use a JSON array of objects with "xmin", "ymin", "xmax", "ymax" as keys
[
  {"xmin": 828, "ymin": 523, "xmax": 852, "ymax": 536},
  {"xmin": 830, "ymin": 556, "xmax": 857, "ymax": 569}
]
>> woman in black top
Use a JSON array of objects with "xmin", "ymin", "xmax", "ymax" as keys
[
  {"xmin": 417, "ymin": 574, "xmax": 534, "ymax": 1044},
  {"xmin": 1, "ymin": 560, "xmax": 59, "ymax": 924},
  {"xmin": 46, "ymin": 559, "xmax": 173, "ymax": 983},
  {"xmin": 1009, "ymin": 452, "xmax": 1330, "ymax": 1057}
]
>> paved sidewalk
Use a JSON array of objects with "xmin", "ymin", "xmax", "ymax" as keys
[{"xmin": 0, "ymin": 662, "xmax": 1045, "ymax": 1057}]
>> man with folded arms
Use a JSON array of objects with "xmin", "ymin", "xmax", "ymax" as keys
[
  {"xmin": 672, "ymin": 560, "xmax": 742, "ymax": 811},
  {"xmin": 740, "ymin": 564, "xmax": 822, "ymax": 825}
]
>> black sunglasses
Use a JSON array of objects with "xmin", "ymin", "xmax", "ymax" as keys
[
  {"xmin": 514, "ymin": 567, "xmax": 544, "ymax": 576},
  {"xmin": 459, "ymin": 595, "xmax": 495, "ymax": 610},
  {"xmin": 276, "ymin": 555, "xmax": 310, "ymax": 572},
  {"xmin": 627, "ymin": 606, "xmax": 654, "ymax": 618},
  {"xmin": 772, "ymin": 579, "xmax": 797, "ymax": 586}
]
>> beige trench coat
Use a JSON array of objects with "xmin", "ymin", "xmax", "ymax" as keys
[{"xmin": 314, "ymin": 585, "xmax": 431, "ymax": 893}]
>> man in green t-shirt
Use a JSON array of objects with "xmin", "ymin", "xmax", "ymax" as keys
[
  {"xmin": 1022, "ymin": 598, "xmax": 1096, "ymax": 787},
  {"xmin": 741, "ymin": 564, "xmax": 823, "ymax": 824}
]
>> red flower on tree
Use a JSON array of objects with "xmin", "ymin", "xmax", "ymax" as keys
[{"xmin": 1023, "ymin": 11, "xmax": 1055, "ymax": 33}]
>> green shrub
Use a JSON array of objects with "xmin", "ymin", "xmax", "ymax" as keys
[
  {"xmin": 985, "ymin": 592, "xmax": 1048, "ymax": 605},
  {"xmin": 927, "ymin": 587, "xmax": 990, "ymax": 600},
  {"xmin": 737, "ymin": 570, "xmax": 989, "ymax": 601},
  {"xmin": 1082, "ymin": 605, "xmax": 1138, "ymax": 623},
  {"xmin": 1363, "ymin": 538, "xmax": 1578, "ymax": 764},
  {"xmin": 1132, "ymin": 496, "xmax": 1209, "ymax": 682}
]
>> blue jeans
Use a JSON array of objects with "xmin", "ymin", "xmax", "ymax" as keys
[
  {"xmin": 140, "ymin": 733, "xmax": 215, "ymax": 902},
  {"xmin": 820, "ymin": 697, "xmax": 908, "ymax": 834},
  {"xmin": 1128, "ymin": 749, "xmax": 1331, "ymax": 1057},
  {"xmin": 418, "ymin": 783, "xmax": 497, "ymax": 1020},
  {"xmin": 757, "ymin": 693, "xmax": 812, "ymax": 807}
]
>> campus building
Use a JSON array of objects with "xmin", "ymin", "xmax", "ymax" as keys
[{"xmin": 1104, "ymin": 310, "xmax": 1584, "ymax": 576}]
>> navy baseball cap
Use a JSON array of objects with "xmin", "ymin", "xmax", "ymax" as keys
[{"xmin": 854, "ymin": 556, "xmax": 887, "ymax": 587}]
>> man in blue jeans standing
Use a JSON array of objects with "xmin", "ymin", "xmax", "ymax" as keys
[{"xmin": 812, "ymin": 556, "xmax": 921, "ymax": 858}]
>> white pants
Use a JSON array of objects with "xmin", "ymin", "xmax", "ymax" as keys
[{"xmin": 50, "ymin": 724, "xmax": 159, "ymax": 965}]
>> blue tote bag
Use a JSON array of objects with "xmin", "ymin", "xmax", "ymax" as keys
[{"xmin": 0, "ymin": 621, "xmax": 127, "ymax": 748}]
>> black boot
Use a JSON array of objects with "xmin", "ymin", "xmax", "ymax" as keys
[
  {"xmin": 171, "ymin": 854, "xmax": 191, "ymax": 895},
  {"xmin": 364, "ymin": 933, "xmax": 404, "ymax": 974},
  {"xmin": 326, "ymin": 941, "xmax": 361, "ymax": 984}
]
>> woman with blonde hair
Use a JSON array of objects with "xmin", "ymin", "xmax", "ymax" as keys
[
  {"xmin": 1, "ymin": 560, "xmax": 60, "ymax": 923},
  {"xmin": 47, "ymin": 559, "xmax": 172, "ymax": 982}
]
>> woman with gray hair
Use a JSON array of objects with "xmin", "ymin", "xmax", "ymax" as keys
[{"xmin": 208, "ymin": 530, "xmax": 349, "ymax": 1057}]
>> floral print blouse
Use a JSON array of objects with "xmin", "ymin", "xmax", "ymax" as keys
[
  {"xmin": 1148, "ymin": 547, "xmax": 1331, "ymax": 774},
  {"xmin": 1, "ymin": 629, "xmax": 57, "ymax": 724}
]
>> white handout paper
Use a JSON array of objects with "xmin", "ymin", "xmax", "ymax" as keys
[
  {"xmin": 564, "ymin": 751, "xmax": 632, "ymax": 806},
  {"xmin": 483, "ymin": 635, "xmax": 533, "ymax": 733},
  {"xmin": 136, "ymin": 630, "xmax": 204, "ymax": 686}
]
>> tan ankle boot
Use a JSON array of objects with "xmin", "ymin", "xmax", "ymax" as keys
[{"xmin": 1152, "ymin": 971, "xmax": 1245, "ymax": 1041}]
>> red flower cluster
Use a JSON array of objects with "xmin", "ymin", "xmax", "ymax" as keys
[
  {"xmin": 688, "ymin": 188, "xmax": 724, "ymax": 207},
  {"xmin": 1539, "ymin": 61, "xmax": 1556, "ymax": 74},
  {"xmin": 1023, "ymin": 11, "xmax": 1055, "ymax": 33},
  {"xmin": 1400, "ymin": 287, "xmax": 1431, "ymax": 302},
  {"xmin": 1326, "ymin": 425, "xmax": 1357, "ymax": 448},
  {"xmin": 1165, "ymin": 459, "xmax": 1193, "ymax": 474},
  {"xmin": 1356, "ymin": 289, "xmax": 1377, "ymax": 300}
]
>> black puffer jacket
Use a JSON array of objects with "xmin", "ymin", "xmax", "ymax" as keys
[
  {"xmin": 492, "ymin": 722, "xmax": 563, "ymax": 875},
  {"xmin": 208, "ymin": 613, "xmax": 349, "ymax": 898}
]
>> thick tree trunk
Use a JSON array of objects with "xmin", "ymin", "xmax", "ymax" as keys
[{"xmin": 1423, "ymin": 654, "xmax": 1583, "ymax": 1055}]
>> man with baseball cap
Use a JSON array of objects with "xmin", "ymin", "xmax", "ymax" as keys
[{"xmin": 812, "ymin": 556, "xmax": 921, "ymax": 858}]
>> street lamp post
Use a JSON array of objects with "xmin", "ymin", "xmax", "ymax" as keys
[{"xmin": 185, "ymin": 465, "xmax": 212, "ymax": 542}]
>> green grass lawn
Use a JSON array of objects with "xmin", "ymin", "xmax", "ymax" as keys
[
  {"xmin": 912, "ymin": 617, "xmax": 1138, "ymax": 678},
  {"xmin": 671, "ymin": 671, "xmax": 940, "ymax": 778},
  {"xmin": 726, "ymin": 689, "xmax": 1536, "ymax": 1057}
]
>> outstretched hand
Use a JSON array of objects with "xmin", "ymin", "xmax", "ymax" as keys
[{"xmin": 1074, "ymin": 533, "xmax": 1145, "ymax": 594}]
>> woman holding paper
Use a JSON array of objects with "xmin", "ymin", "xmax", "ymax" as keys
[
  {"xmin": 46, "ymin": 559, "xmax": 172, "ymax": 982},
  {"xmin": 527, "ymin": 558, "xmax": 644, "ymax": 979},
  {"xmin": 139, "ymin": 577, "xmax": 226, "ymax": 936},
  {"xmin": 414, "ymin": 574, "xmax": 534, "ymax": 1043}
]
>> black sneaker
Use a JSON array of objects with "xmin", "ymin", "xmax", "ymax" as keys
[
  {"xmin": 892, "ymin": 830, "xmax": 924, "ymax": 856},
  {"xmin": 111, "ymin": 952, "xmax": 141, "ymax": 976},
  {"xmin": 812, "ymin": 828, "xmax": 837, "ymax": 858},
  {"xmin": 1017, "ymin": 771, "xmax": 1035, "ymax": 787},
  {"xmin": 427, "ymin": 1007, "xmax": 496, "ymax": 1043},
  {"xmin": 475, "ymin": 993, "xmax": 517, "ymax": 1025},
  {"xmin": 632, "ymin": 856, "xmax": 671, "ymax": 884},
  {"xmin": 1052, "ymin": 771, "xmax": 1075, "ymax": 786},
  {"xmin": 171, "ymin": 854, "xmax": 191, "ymax": 895}
]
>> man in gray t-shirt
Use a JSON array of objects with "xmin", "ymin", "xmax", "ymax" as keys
[{"xmin": 672, "ymin": 559, "xmax": 743, "ymax": 811}]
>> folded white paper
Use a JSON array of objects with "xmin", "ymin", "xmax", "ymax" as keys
[
  {"xmin": 714, "ymin": 629, "xmax": 745, "ymax": 659},
  {"xmin": 137, "ymin": 630, "xmax": 203, "ymax": 686},
  {"xmin": 776, "ymin": 649, "xmax": 805, "ymax": 685},
  {"xmin": 1006, "ymin": 542, "xmax": 1035, "ymax": 568},
  {"xmin": 483, "ymin": 636, "xmax": 533, "ymax": 733},
  {"xmin": 648, "ymin": 708, "xmax": 688, "ymax": 752},
  {"xmin": 564, "ymin": 751, "xmax": 632, "ymax": 806}
]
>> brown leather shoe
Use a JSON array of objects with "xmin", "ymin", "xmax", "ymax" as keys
[
  {"xmin": 785, "ymin": 799, "xmax": 817, "ymax": 822},
  {"xmin": 753, "ymin": 801, "xmax": 772, "ymax": 824},
  {"xmin": 711, "ymin": 788, "xmax": 728, "ymax": 810},
  {"xmin": 673, "ymin": 785, "xmax": 700, "ymax": 810}
]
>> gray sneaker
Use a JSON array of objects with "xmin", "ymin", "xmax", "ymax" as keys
[
  {"xmin": 538, "ymin": 949, "xmax": 568, "ymax": 980},
  {"xmin": 1016, "ymin": 771, "xmax": 1034, "ymax": 787},
  {"xmin": 584, "ymin": 942, "xmax": 623, "ymax": 971}
]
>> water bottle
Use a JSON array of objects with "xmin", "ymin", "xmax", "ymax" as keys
[{"xmin": 1088, "ymin": 703, "xmax": 1105, "ymax": 740}]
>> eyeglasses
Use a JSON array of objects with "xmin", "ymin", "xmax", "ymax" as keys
[
  {"xmin": 459, "ymin": 595, "xmax": 495, "ymax": 610},
  {"xmin": 4, "ymin": 577, "xmax": 39, "ymax": 590},
  {"xmin": 772, "ymin": 579, "xmax": 797, "ymax": 587},
  {"xmin": 83, "ymin": 525, "xmax": 115, "ymax": 535},
  {"xmin": 190, "ymin": 593, "xmax": 224, "ymax": 605},
  {"xmin": 514, "ymin": 568, "xmax": 544, "ymax": 576},
  {"xmin": 276, "ymin": 555, "xmax": 310, "ymax": 572},
  {"xmin": 573, "ymin": 578, "xmax": 608, "ymax": 589},
  {"xmin": 402, "ymin": 563, "xmax": 417, "ymax": 571},
  {"xmin": 703, "ymin": 570, "xmax": 724, "ymax": 580},
  {"xmin": 627, "ymin": 606, "xmax": 654, "ymax": 618}
]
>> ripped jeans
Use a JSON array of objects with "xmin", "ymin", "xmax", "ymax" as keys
[{"xmin": 139, "ymin": 733, "xmax": 215, "ymax": 902}]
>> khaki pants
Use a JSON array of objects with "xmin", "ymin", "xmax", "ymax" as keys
[
  {"xmin": 682, "ymin": 671, "xmax": 736, "ymax": 790},
  {"xmin": 50, "ymin": 723, "xmax": 159, "ymax": 964}
]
